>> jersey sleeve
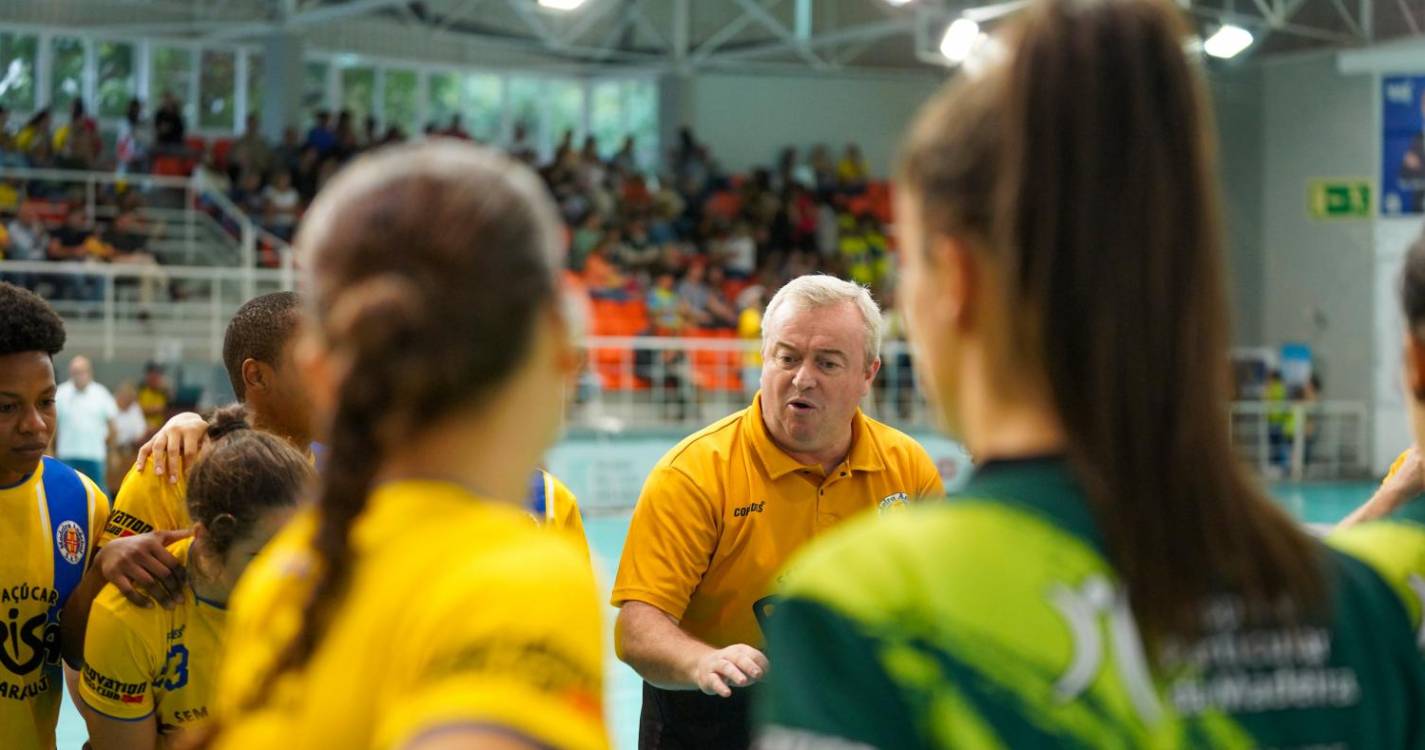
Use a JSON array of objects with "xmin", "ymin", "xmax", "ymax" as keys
[
  {"xmin": 1328, "ymin": 515, "xmax": 1425, "ymax": 648},
  {"xmin": 375, "ymin": 541, "xmax": 607, "ymax": 750},
  {"xmin": 99, "ymin": 464, "xmax": 184, "ymax": 546},
  {"xmin": 610, "ymin": 465, "xmax": 721, "ymax": 619},
  {"xmin": 548, "ymin": 474, "xmax": 592, "ymax": 565},
  {"xmin": 80, "ymin": 593, "xmax": 159, "ymax": 720},
  {"xmin": 1384, "ymin": 449, "xmax": 1413, "ymax": 486},
  {"xmin": 911, "ymin": 443, "xmax": 945, "ymax": 500},
  {"xmin": 757, "ymin": 595, "xmax": 923, "ymax": 750}
]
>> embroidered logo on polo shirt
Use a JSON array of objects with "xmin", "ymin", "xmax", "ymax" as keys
[
  {"xmin": 878, "ymin": 492, "xmax": 909, "ymax": 515},
  {"xmin": 734, "ymin": 501, "xmax": 766, "ymax": 518}
]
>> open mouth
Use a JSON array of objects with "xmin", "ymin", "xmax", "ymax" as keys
[{"xmin": 787, "ymin": 399, "xmax": 816, "ymax": 412}]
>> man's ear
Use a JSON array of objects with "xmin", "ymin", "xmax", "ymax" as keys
[{"xmin": 241, "ymin": 358, "xmax": 268, "ymax": 396}]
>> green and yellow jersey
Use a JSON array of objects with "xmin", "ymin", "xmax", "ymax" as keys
[
  {"xmin": 1329, "ymin": 497, "xmax": 1425, "ymax": 650},
  {"xmin": 0, "ymin": 457, "xmax": 109, "ymax": 750},
  {"xmin": 213, "ymin": 479, "xmax": 607, "ymax": 750},
  {"xmin": 757, "ymin": 457, "xmax": 1425, "ymax": 749},
  {"xmin": 79, "ymin": 538, "xmax": 221, "ymax": 735}
]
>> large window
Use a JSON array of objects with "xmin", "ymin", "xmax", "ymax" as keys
[
  {"xmin": 0, "ymin": 31, "xmax": 38, "ymax": 113},
  {"xmin": 301, "ymin": 60, "xmax": 329, "ymax": 125},
  {"xmin": 199, "ymin": 50, "xmax": 236, "ymax": 131},
  {"xmin": 246, "ymin": 51, "xmax": 263, "ymax": 123},
  {"xmin": 49, "ymin": 36, "xmax": 85, "ymax": 115},
  {"xmin": 427, "ymin": 71, "xmax": 459, "ymax": 131},
  {"xmin": 339, "ymin": 64, "xmax": 375, "ymax": 125},
  {"xmin": 461, "ymin": 73, "xmax": 501, "ymax": 142},
  {"xmin": 589, "ymin": 80, "xmax": 622, "ymax": 157},
  {"xmin": 547, "ymin": 78, "xmax": 585, "ymax": 149},
  {"xmin": 150, "ymin": 46, "xmax": 195, "ymax": 122},
  {"xmin": 96, "ymin": 40, "xmax": 136, "ymax": 118},
  {"xmin": 590, "ymin": 78, "xmax": 659, "ymax": 168},
  {"xmin": 507, "ymin": 76, "xmax": 544, "ymax": 153},
  {"xmin": 382, "ymin": 68, "xmax": 418, "ymax": 137}
]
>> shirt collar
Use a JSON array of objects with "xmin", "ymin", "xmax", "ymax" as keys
[{"xmin": 745, "ymin": 392, "xmax": 885, "ymax": 479}]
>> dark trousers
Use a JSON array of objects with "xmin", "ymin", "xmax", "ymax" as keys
[{"xmin": 639, "ymin": 682, "xmax": 752, "ymax": 750}]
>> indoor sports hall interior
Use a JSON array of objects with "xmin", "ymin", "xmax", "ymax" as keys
[{"xmin": 0, "ymin": 0, "xmax": 1421, "ymax": 747}]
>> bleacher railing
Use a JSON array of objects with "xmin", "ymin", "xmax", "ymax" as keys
[
  {"xmin": 0, "ymin": 261, "xmax": 1374, "ymax": 481},
  {"xmin": 1229, "ymin": 400, "xmax": 1369, "ymax": 481},
  {"xmin": 0, "ymin": 166, "xmax": 293, "ymax": 280}
]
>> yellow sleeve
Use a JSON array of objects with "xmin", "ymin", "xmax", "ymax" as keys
[
  {"xmin": 1384, "ymin": 449, "xmax": 1413, "ymax": 486},
  {"xmin": 1329, "ymin": 519, "xmax": 1425, "ymax": 646},
  {"xmin": 911, "ymin": 445, "xmax": 945, "ymax": 500},
  {"xmin": 548, "ymin": 474, "xmax": 591, "ymax": 565},
  {"xmin": 80, "ymin": 591, "xmax": 160, "ymax": 720},
  {"xmin": 376, "ymin": 539, "xmax": 607, "ymax": 750},
  {"xmin": 99, "ymin": 463, "xmax": 186, "ymax": 546},
  {"xmin": 610, "ymin": 465, "xmax": 720, "ymax": 618}
]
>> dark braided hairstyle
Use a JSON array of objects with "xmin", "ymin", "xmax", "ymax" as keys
[{"xmin": 248, "ymin": 141, "xmax": 563, "ymax": 706}]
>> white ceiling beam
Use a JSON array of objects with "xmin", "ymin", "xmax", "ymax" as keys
[
  {"xmin": 794, "ymin": 0, "xmax": 812, "ymax": 40},
  {"xmin": 689, "ymin": 0, "xmax": 786, "ymax": 64},
  {"xmin": 707, "ymin": 17, "xmax": 913, "ymax": 64},
  {"xmin": 672, "ymin": 0, "xmax": 691, "ymax": 64},
  {"xmin": 559, "ymin": 0, "xmax": 624, "ymax": 46},
  {"xmin": 198, "ymin": 0, "xmax": 413, "ymax": 40},
  {"xmin": 632, "ymin": 3, "xmax": 671, "ymax": 50},
  {"xmin": 731, "ymin": 0, "xmax": 829, "ymax": 69}
]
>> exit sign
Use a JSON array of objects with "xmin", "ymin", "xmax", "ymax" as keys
[{"xmin": 1309, "ymin": 180, "xmax": 1372, "ymax": 220}]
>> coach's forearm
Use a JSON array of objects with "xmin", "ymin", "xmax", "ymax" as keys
[{"xmin": 615, "ymin": 600, "xmax": 714, "ymax": 690}]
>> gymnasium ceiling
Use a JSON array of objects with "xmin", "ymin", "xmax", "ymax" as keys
[{"xmin": 8, "ymin": 0, "xmax": 1425, "ymax": 74}]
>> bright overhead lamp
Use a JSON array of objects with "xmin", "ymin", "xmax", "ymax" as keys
[
  {"xmin": 883, "ymin": 0, "xmax": 916, "ymax": 5},
  {"xmin": 538, "ymin": 0, "xmax": 587, "ymax": 10},
  {"xmin": 939, "ymin": 18, "xmax": 982, "ymax": 64},
  {"xmin": 1202, "ymin": 24, "xmax": 1253, "ymax": 59}
]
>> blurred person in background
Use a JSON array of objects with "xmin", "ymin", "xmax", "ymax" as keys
[
  {"xmin": 55, "ymin": 354, "xmax": 118, "ymax": 487},
  {"xmin": 138, "ymin": 362, "xmax": 172, "ymax": 431},
  {"xmin": 107, "ymin": 381, "xmax": 148, "ymax": 493}
]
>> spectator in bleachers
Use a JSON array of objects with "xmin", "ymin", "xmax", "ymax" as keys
[
  {"xmin": 153, "ymin": 91, "xmax": 186, "ymax": 152},
  {"xmin": 0, "ymin": 106, "xmax": 16, "ymax": 165},
  {"xmin": 115, "ymin": 98, "xmax": 148, "ymax": 176},
  {"xmin": 274, "ymin": 126, "xmax": 302, "ymax": 172},
  {"xmin": 50, "ymin": 205, "xmax": 104, "ymax": 300},
  {"xmin": 683, "ymin": 263, "xmax": 737, "ymax": 329},
  {"xmin": 229, "ymin": 113, "xmax": 275, "ymax": 183},
  {"xmin": 612, "ymin": 136, "xmax": 637, "ymax": 173},
  {"xmin": 262, "ymin": 170, "xmax": 301, "ymax": 241},
  {"xmin": 293, "ymin": 145, "xmax": 321, "ymax": 203},
  {"xmin": 836, "ymin": 142, "xmax": 870, "ymax": 193},
  {"xmin": 6, "ymin": 203, "xmax": 56, "ymax": 268},
  {"xmin": 617, "ymin": 221, "xmax": 660, "ymax": 282},
  {"xmin": 443, "ymin": 114, "xmax": 471, "ymax": 140},
  {"xmin": 305, "ymin": 110, "xmax": 336, "ymax": 156},
  {"xmin": 104, "ymin": 201, "xmax": 167, "ymax": 305},
  {"xmin": 584, "ymin": 240, "xmax": 632, "ymax": 301},
  {"xmin": 334, "ymin": 109, "xmax": 359, "ymax": 160},
  {"xmin": 231, "ymin": 170, "xmax": 266, "ymax": 217},
  {"xmin": 648, "ymin": 270, "xmax": 689, "ymax": 335},
  {"xmin": 570, "ymin": 212, "xmax": 604, "ymax": 271},
  {"xmin": 137, "ymin": 362, "xmax": 172, "ymax": 431},
  {"xmin": 14, "ymin": 109, "xmax": 51, "ymax": 159},
  {"xmin": 193, "ymin": 146, "xmax": 233, "ymax": 195},
  {"xmin": 718, "ymin": 220, "xmax": 758, "ymax": 280},
  {"xmin": 362, "ymin": 114, "xmax": 379, "ymax": 148},
  {"xmin": 54, "ymin": 98, "xmax": 101, "ymax": 170},
  {"xmin": 808, "ymin": 143, "xmax": 837, "ymax": 197}
]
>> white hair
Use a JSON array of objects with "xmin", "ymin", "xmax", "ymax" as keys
[{"xmin": 762, "ymin": 274, "xmax": 882, "ymax": 368}]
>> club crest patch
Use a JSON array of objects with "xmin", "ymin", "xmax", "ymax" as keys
[
  {"xmin": 878, "ymin": 492, "xmax": 910, "ymax": 515},
  {"xmin": 56, "ymin": 520, "xmax": 86, "ymax": 565}
]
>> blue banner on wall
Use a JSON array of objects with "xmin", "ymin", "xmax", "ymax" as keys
[{"xmin": 1382, "ymin": 75, "xmax": 1425, "ymax": 216}]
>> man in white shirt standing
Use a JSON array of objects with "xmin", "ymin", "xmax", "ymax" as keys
[{"xmin": 55, "ymin": 355, "xmax": 117, "ymax": 488}]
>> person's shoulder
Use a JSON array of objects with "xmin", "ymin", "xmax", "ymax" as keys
[
  {"xmin": 781, "ymin": 498, "xmax": 1106, "ymax": 616},
  {"xmin": 657, "ymin": 407, "xmax": 748, "ymax": 471},
  {"xmin": 860, "ymin": 413, "xmax": 935, "ymax": 463}
]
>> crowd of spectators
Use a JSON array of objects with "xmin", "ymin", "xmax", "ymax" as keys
[{"xmin": 0, "ymin": 93, "xmax": 900, "ymax": 339}]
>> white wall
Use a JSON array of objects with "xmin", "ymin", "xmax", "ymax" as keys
[
  {"xmin": 1213, "ymin": 66, "xmax": 1267, "ymax": 344},
  {"xmin": 677, "ymin": 71, "xmax": 945, "ymax": 176},
  {"xmin": 1259, "ymin": 55, "xmax": 1377, "ymax": 412}
]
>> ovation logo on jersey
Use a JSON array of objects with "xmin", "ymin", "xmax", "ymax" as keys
[{"xmin": 55, "ymin": 520, "xmax": 86, "ymax": 565}]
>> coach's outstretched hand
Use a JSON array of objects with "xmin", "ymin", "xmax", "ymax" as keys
[
  {"xmin": 693, "ymin": 644, "xmax": 769, "ymax": 698},
  {"xmin": 134, "ymin": 411, "xmax": 209, "ymax": 484},
  {"xmin": 97, "ymin": 528, "xmax": 193, "ymax": 608}
]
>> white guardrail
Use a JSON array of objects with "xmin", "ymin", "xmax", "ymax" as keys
[
  {"xmin": 0, "ymin": 166, "xmax": 293, "ymax": 273},
  {"xmin": 0, "ymin": 260, "xmax": 1372, "ymax": 481}
]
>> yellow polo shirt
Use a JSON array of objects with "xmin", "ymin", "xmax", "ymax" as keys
[
  {"xmin": 214, "ymin": 480, "xmax": 607, "ymax": 750},
  {"xmin": 611, "ymin": 393, "xmax": 943, "ymax": 649}
]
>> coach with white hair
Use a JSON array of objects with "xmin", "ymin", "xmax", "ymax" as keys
[{"xmin": 612, "ymin": 274, "xmax": 943, "ymax": 749}]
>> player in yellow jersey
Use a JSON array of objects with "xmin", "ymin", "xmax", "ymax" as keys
[
  {"xmin": 59, "ymin": 292, "xmax": 316, "ymax": 665},
  {"xmin": 80, "ymin": 406, "xmax": 310, "ymax": 749},
  {"xmin": 208, "ymin": 141, "xmax": 606, "ymax": 750},
  {"xmin": 0, "ymin": 282, "xmax": 110, "ymax": 750},
  {"xmin": 529, "ymin": 468, "xmax": 589, "ymax": 561}
]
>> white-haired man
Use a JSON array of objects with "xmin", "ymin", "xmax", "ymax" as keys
[{"xmin": 612, "ymin": 274, "xmax": 944, "ymax": 749}]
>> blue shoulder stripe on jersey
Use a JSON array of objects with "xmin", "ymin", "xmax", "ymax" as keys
[
  {"xmin": 527, "ymin": 470, "xmax": 548, "ymax": 518},
  {"xmin": 41, "ymin": 456, "xmax": 90, "ymax": 622}
]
